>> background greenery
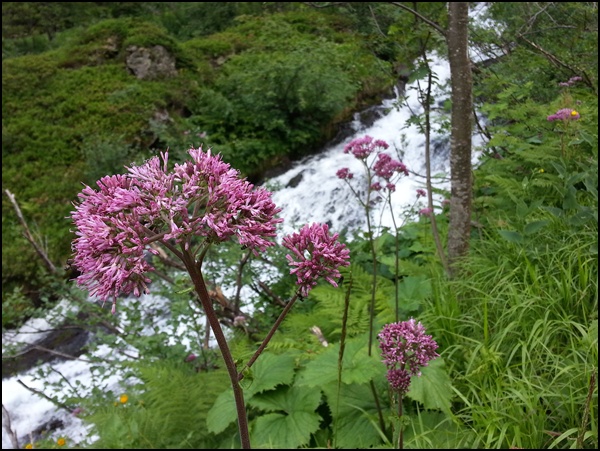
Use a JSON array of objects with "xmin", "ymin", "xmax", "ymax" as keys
[
  {"xmin": 2, "ymin": 2, "xmax": 598, "ymax": 449},
  {"xmin": 2, "ymin": 2, "xmax": 400, "ymax": 309}
]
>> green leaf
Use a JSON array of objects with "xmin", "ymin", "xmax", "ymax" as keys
[
  {"xmin": 498, "ymin": 230, "xmax": 523, "ymax": 243},
  {"xmin": 406, "ymin": 358, "xmax": 454, "ymax": 414},
  {"xmin": 249, "ymin": 384, "xmax": 321, "ymax": 413},
  {"xmin": 523, "ymin": 220, "xmax": 549, "ymax": 235},
  {"xmin": 250, "ymin": 385, "xmax": 322, "ymax": 448},
  {"xmin": 403, "ymin": 410, "xmax": 475, "ymax": 449},
  {"xmin": 295, "ymin": 338, "xmax": 381, "ymax": 386},
  {"xmin": 321, "ymin": 381, "xmax": 388, "ymax": 449},
  {"xmin": 206, "ymin": 389, "xmax": 237, "ymax": 434},
  {"xmin": 251, "ymin": 410, "xmax": 321, "ymax": 449},
  {"xmin": 244, "ymin": 351, "xmax": 297, "ymax": 396},
  {"xmin": 398, "ymin": 275, "xmax": 432, "ymax": 308}
]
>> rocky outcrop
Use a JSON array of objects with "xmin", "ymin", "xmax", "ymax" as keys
[{"xmin": 125, "ymin": 45, "xmax": 177, "ymax": 80}]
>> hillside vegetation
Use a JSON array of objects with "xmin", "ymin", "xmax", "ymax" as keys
[{"xmin": 2, "ymin": 2, "xmax": 399, "ymax": 308}]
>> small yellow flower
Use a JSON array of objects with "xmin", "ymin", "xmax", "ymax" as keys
[
  {"xmin": 25, "ymin": 444, "xmax": 33, "ymax": 449},
  {"xmin": 57, "ymin": 437, "xmax": 66, "ymax": 447},
  {"xmin": 119, "ymin": 394, "xmax": 129, "ymax": 404},
  {"xmin": 571, "ymin": 110, "xmax": 579, "ymax": 116}
]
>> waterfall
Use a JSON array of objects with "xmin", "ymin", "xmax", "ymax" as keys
[{"xmin": 267, "ymin": 54, "xmax": 455, "ymax": 239}]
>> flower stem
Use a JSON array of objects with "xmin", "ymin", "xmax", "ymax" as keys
[
  {"xmin": 182, "ymin": 251, "xmax": 251, "ymax": 449},
  {"xmin": 237, "ymin": 293, "xmax": 300, "ymax": 381},
  {"xmin": 397, "ymin": 393, "xmax": 404, "ymax": 449}
]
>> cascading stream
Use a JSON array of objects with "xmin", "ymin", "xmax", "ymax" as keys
[{"xmin": 267, "ymin": 55, "xmax": 454, "ymax": 239}]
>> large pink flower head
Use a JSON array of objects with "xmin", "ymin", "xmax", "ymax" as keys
[
  {"xmin": 282, "ymin": 223, "xmax": 350, "ymax": 297},
  {"xmin": 378, "ymin": 319, "xmax": 439, "ymax": 394},
  {"xmin": 71, "ymin": 146, "xmax": 283, "ymax": 310}
]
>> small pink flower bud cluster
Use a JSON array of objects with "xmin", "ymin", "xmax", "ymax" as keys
[
  {"xmin": 282, "ymin": 223, "xmax": 350, "ymax": 297},
  {"xmin": 336, "ymin": 167, "xmax": 354, "ymax": 180},
  {"xmin": 378, "ymin": 319, "xmax": 439, "ymax": 395},
  {"xmin": 558, "ymin": 76, "xmax": 582, "ymax": 87}
]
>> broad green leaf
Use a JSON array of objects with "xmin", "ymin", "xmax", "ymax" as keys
[
  {"xmin": 249, "ymin": 385, "xmax": 322, "ymax": 448},
  {"xmin": 206, "ymin": 389, "xmax": 237, "ymax": 434},
  {"xmin": 322, "ymin": 381, "xmax": 388, "ymax": 449},
  {"xmin": 398, "ymin": 275, "xmax": 432, "ymax": 304},
  {"xmin": 296, "ymin": 338, "xmax": 381, "ymax": 386},
  {"xmin": 249, "ymin": 384, "xmax": 321, "ymax": 413},
  {"xmin": 523, "ymin": 220, "xmax": 549, "ymax": 235},
  {"xmin": 526, "ymin": 136, "xmax": 542, "ymax": 144},
  {"xmin": 251, "ymin": 411, "xmax": 321, "ymax": 449},
  {"xmin": 498, "ymin": 230, "xmax": 523, "ymax": 243},
  {"xmin": 406, "ymin": 357, "xmax": 453, "ymax": 414},
  {"xmin": 403, "ymin": 410, "xmax": 475, "ymax": 449},
  {"xmin": 245, "ymin": 351, "xmax": 297, "ymax": 396}
]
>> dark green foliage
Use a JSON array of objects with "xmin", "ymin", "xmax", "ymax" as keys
[{"xmin": 2, "ymin": 7, "xmax": 394, "ymax": 306}]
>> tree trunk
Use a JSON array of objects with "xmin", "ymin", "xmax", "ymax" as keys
[{"xmin": 446, "ymin": 2, "xmax": 473, "ymax": 276}]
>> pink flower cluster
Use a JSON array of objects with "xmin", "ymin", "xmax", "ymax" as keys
[
  {"xmin": 282, "ymin": 223, "xmax": 350, "ymax": 297},
  {"xmin": 378, "ymin": 318, "xmax": 439, "ymax": 394},
  {"xmin": 337, "ymin": 135, "xmax": 408, "ymax": 193},
  {"xmin": 343, "ymin": 135, "xmax": 389, "ymax": 159},
  {"xmin": 373, "ymin": 152, "xmax": 408, "ymax": 179},
  {"xmin": 71, "ymin": 147, "xmax": 283, "ymax": 307},
  {"xmin": 547, "ymin": 108, "xmax": 580, "ymax": 122},
  {"xmin": 336, "ymin": 167, "xmax": 354, "ymax": 180}
]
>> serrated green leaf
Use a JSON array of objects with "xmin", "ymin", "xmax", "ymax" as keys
[
  {"xmin": 245, "ymin": 351, "xmax": 297, "ymax": 396},
  {"xmin": 403, "ymin": 410, "xmax": 475, "ymax": 449},
  {"xmin": 295, "ymin": 338, "xmax": 381, "ymax": 386},
  {"xmin": 399, "ymin": 275, "xmax": 432, "ymax": 304},
  {"xmin": 206, "ymin": 389, "xmax": 237, "ymax": 434},
  {"xmin": 321, "ymin": 381, "xmax": 388, "ymax": 449},
  {"xmin": 249, "ymin": 384, "xmax": 321, "ymax": 413},
  {"xmin": 409, "ymin": 241, "xmax": 428, "ymax": 253},
  {"xmin": 251, "ymin": 410, "xmax": 321, "ymax": 449},
  {"xmin": 406, "ymin": 358, "xmax": 453, "ymax": 414}
]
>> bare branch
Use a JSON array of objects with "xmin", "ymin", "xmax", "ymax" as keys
[
  {"xmin": 517, "ymin": 34, "xmax": 597, "ymax": 94},
  {"xmin": 234, "ymin": 249, "xmax": 253, "ymax": 311},
  {"xmin": 389, "ymin": 2, "xmax": 446, "ymax": 38},
  {"xmin": 257, "ymin": 281, "xmax": 286, "ymax": 307},
  {"xmin": 2, "ymin": 404, "xmax": 20, "ymax": 449},
  {"xmin": 4, "ymin": 189, "xmax": 58, "ymax": 275},
  {"xmin": 17, "ymin": 379, "xmax": 74, "ymax": 413}
]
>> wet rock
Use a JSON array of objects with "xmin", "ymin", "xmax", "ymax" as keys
[{"xmin": 2, "ymin": 318, "xmax": 90, "ymax": 380}]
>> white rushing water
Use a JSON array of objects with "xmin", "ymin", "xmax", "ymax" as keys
[{"xmin": 268, "ymin": 55, "xmax": 454, "ymax": 239}]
